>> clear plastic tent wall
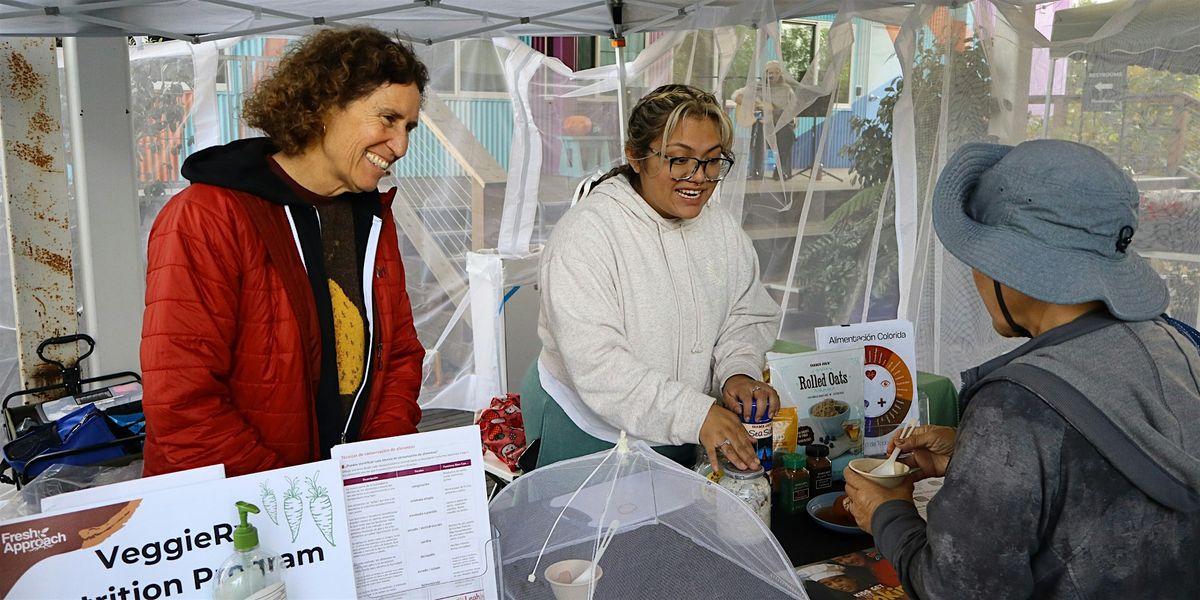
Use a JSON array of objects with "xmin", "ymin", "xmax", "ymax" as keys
[
  {"xmin": 488, "ymin": 440, "xmax": 806, "ymax": 598},
  {"xmin": 2, "ymin": 0, "xmax": 1196, "ymax": 410},
  {"xmin": 108, "ymin": 32, "xmax": 640, "ymax": 410},
  {"xmin": 891, "ymin": 0, "xmax": 1200, "ymax": 379}
]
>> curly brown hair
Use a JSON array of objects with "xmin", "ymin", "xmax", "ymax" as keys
[{"xmin": 243, "ymin": 27, "xmax": 429, "ymax": 155}]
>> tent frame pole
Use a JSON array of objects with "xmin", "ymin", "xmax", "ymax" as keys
[
  {"xmin": 615, "ymin": 44, "xmax": 629, "ymax": 145},
  {"xmin": 0, "ymin": 38, "xmax": 81, "ymax": 397},
  {"xmin": 609, "ymin": 0, "xmax": 629, "ymax": 145},
  {"xmin": 63, "ymin": 37, "xmax": 145, "ymax": 377}
]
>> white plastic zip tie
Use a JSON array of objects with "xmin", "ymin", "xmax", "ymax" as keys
[{"xmin": 615, "ymin": 430, "xmax": 629, "ymax": 455}]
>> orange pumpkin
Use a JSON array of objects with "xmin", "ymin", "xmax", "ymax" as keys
[{"xmin": 562, "ymin": 115, "xmax": 593, "ymax": 136}]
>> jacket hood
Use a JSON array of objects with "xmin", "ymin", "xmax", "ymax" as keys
[
  {"xmin": 1062, "ymin": 318, "xmax": 1200, "ymax": 512},
  {"xmin": 964, "ymin": 312, "xmax": 1200, "ymax": 512},
  {"xmin": 181, "ymin": 137, "xmax": 307, "ymax": 207}
]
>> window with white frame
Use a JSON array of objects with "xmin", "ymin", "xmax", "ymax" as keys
[{"xmin": 781, "ymin": 18, "xmax": 853, "ymax": 107}]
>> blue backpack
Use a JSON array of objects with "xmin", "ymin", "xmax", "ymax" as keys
[{"xmin": 1, "ymin": 403, "xmax": 141, "ymax": 485}]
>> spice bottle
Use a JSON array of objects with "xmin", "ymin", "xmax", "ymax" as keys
[
  {"xmin": 739, "ymin": 397, "xmax": 773, "ymax": 473},
  {"xmin": 806, "ymin": 444, "xmax": 833, "ymax": 497},
  {"xmin": 780, "ymin": 450, "xmax": 810, "ymax": 515}
]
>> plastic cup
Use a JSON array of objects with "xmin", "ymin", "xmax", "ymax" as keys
[{"xmin": 545, "ymin": 559, "xmax": 604, "ymax": 600}]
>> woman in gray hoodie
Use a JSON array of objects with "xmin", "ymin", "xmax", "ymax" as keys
[
  {"xmin": 842, "ymin": 140, "xmax": 1200, "ymax": 598},
  {"xmin": 525, "ymin": 85, "xmax": 782, "ymax": 472}
]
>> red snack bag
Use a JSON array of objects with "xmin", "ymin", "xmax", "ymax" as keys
[{"xmin": 478, "ymin": 393, "xmax": 526, "ymax": 471}]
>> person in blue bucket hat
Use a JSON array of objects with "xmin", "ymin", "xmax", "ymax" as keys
[{"xmin": 840, "ymin": 139, "xmax": 1200, "ymax": 599}]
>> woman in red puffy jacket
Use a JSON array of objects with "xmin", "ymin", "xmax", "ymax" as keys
[{"xmin": 141, "ymin": 27, "xmax": 426, "ymax": 477}]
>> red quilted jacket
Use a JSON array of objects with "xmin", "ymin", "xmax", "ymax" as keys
[{"xmin": 141, "ymin": 140, "xmax": 424, "ymax": 477}]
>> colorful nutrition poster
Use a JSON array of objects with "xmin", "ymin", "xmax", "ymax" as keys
[
  {"xmin": 816, "ymin": 319, "xmax": 918, "ymax": 456},
  {"xmin": 1, "ymin": 460, "xmax": 356, "ymax": 599}
]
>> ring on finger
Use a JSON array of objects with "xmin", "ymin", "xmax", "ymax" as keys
[
  {"xmin": 719, "ymin": 438, "xmax": 732, "ymax": 447},
  {"xmin": 752, "ymin": 385, "xmax": 762, "ymax": 393}
]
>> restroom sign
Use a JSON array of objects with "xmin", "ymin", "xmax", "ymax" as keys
[{"xmin": 1083, "ymin": 58, "xmax": 1126, "ymax": 112}]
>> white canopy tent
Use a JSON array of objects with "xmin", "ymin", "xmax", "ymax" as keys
[
  {"xmin": 1051, "ymin": 0, "xmax": 1200, "ymax": 75},
  {"xmin": 1, "ymin": 0, "xmax": 1197, "ymax": 421},
  {"xmin": 0, "ymin": 0, "xmax": 871, "ymax": 41}
]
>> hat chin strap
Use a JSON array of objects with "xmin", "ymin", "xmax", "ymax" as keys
[{"xmin": 995, "ymin": 280, "xmax": 1033, "ymax": 338}]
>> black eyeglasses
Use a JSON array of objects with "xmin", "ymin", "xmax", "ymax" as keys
[{"xmin": 649, "ymin": 148, "xmax": 735, "ymax": 182}]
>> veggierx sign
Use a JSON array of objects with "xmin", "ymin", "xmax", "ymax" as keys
[{"xmin": 1, "ymin": 460, "xmax": 355, "ymax": 599}]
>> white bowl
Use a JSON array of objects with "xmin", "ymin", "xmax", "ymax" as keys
[
  {"xmin": 848, "ymin": 457, "xmax": 913, "ymax": 489},
  {"xmin": 808, "ymin": 398, "xmax": 850, "ymax": 438},
  {"xmin": 545, "ymin": 559, "xmax": 604, "ymax": 600}
]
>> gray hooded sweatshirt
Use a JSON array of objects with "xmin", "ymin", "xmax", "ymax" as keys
[
  {"xmin": 536, "ymin": 175, "xmax": 779, "ymax": 445},
  {"xmin": 872, "ymin": 312, "xmax": 1200, "ymax": 599}
]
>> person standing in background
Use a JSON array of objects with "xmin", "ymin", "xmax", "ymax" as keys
[{"xmin": 733, "ymin": 60, "xmax": 798, "ymax": 180}]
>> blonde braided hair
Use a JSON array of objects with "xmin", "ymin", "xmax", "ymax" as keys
[{"xmin": 595, "ymin": 84, "xmax": 734, "ymax": 188}]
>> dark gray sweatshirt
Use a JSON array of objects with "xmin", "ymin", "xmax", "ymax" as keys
[{"xmin": 872, "ymin": 313, "xmax": 1200, "ymax": 599}]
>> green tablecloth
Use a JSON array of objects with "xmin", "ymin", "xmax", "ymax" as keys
[{"xmin": 520, "ymin": 341, "xmax": 959, "ymax": 470}]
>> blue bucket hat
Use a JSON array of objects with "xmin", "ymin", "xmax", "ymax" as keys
[{"xmin": 932, "ymin": 139, "xmax": 1167, "ymax": 322}]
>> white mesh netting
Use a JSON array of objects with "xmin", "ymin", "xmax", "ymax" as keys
[{"xmin": 489, "ymin": 439, "xmax": 807, "ymax": 599}]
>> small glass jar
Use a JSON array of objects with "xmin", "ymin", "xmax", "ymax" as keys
[
  {"xmin": 806, "ymin": 444, "xmax": 833, "ymax": 497},
  {"xmin": 779, "ymin": 451, "xmax": 810, "ymax": 515},
  {"xmin": 719, "ymin": 464, "xmax": 772, "ymax": 528}
]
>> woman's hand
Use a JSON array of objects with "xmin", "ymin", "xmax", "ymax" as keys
[
  {"xmin": 890, "ymin": 425, "xmax": 956, "ymax": 479},
  {"xmin": 699, "ymin": 404, "xmax": 759, "ymax": 473},
  {"xmin": 842, "ymin": 468, "xmax": 914, "ymax": 535},
  {"xmin": 722, "ymin": 374, "xmax": 780, "ymax": 421}
]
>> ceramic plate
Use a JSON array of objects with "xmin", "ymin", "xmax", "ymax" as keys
[{"xmin": 806, "ymin": 491, "xmax": 867, "ymax": 535}]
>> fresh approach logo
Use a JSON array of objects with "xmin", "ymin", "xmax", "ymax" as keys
[{"xmin": 2, "ymin": 527, "xmax": 68, "ymax": 555}]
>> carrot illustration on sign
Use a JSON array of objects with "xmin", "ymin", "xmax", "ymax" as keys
[
  {"xmin": 260, "ymin": 481, "xmax": 279, "ymax": 526},
  {"xmin": 283, "ymin": 476, "xmax": 304, "ymax": 542},
  {"xmin": 306, "ymin": 472, "xmax": 336, "ymax": 546}
]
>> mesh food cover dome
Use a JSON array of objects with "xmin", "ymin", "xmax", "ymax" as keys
[{"xmin": 489, "ymin": 434, "xmax": 808, "ymax": 599}]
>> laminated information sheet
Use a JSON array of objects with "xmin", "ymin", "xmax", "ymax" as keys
[{"xmin": 332, "ymin": 425, "xmax": 498, "ymax": 600}]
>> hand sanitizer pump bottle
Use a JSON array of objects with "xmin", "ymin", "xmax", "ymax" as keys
[{"xmin": 213, "ymin": 501, "xmax": 288, "ymax": 600}]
